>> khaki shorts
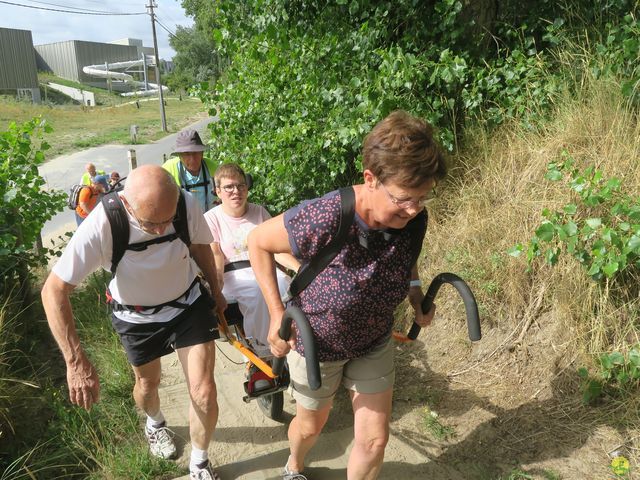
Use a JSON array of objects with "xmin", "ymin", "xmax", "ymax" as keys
[{"xmin": 287, "ymin": 337, "xmax": 395, "ymax": 410}]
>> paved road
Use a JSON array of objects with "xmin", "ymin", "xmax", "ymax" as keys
[{"xmin": 39, "ymin": 116, "xmax": 214, "ymax": 244}]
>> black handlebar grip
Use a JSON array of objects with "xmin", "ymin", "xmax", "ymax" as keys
[
  {"xmin": 407, "ymin": 272, "xmax": 481, "ymax": 342},
  {"xmin": 272, "ymin": 306, "xmax": 321, "ymax": 390}
]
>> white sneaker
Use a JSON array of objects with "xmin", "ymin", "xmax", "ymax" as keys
[
  {"xmin": 282, "ymin": 457, "xmax": 307, "ymax": 480},
  {"xmin": 190, "ymin": 461, "xmax": 221, "ymax": 480},
  {"xmin": 145, "ymin": 423, "xmax": 177, "ymax": 459}
]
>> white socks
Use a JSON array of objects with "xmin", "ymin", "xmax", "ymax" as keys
[
  {"xmin": 146, "ymin": 411, "xmax": 166, "ymax": 430},
  {"xmin": 190, "ymin": 447, "xmax": 209, "ymax": 470}
]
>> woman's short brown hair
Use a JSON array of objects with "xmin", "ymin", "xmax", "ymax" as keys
[{"xmin": 362, "ymin": 110, "xmax": 447, "ymax": 188}]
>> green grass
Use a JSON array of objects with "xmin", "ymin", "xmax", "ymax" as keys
[
  {"xmin": 421, "ymin": 406, "xmax": 456, "ymax": 441},
  {"xmin": 1, "ymin": 73, "xmax": 208, "ymax": 159},
  {"xmin": 38, "ymin": 73, "xmax": 130, "ymax": 107},
  {"xmin": 0, "ymin": 273, "xmax": 181, "ymax": 479}
]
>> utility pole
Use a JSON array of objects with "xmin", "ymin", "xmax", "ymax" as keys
[{"xmin": 146, "ymin": 0, "xmax": 167, "ymax": 132}]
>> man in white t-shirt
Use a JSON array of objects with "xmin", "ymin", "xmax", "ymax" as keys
[{"xmin": 41, "ymin": 165, "xmax": 226, "ymax": 480}]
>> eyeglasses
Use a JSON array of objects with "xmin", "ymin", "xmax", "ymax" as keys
[
  {"xmin": 378, "ymin": 182, "xmax": 436, "ymax": 209},
  {"xmin": 219, "ymin": 183, "xmax": 247, "ymax": 193},
  {"xmin": 124, "ymin": 198, "xmax": 176, "ymax": 231}
]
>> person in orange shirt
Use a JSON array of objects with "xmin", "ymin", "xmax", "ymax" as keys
[{"xmin": 75, "ymin": 175, "xmax": 108, "ymax": 225}]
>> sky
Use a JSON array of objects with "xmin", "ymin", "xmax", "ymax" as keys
[{"xmin": 0, "ymin": 0, "xmax": 193, "ymax": 60}]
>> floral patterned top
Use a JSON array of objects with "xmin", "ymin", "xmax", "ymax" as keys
[{"xmin": 284, "ymin": 189, "xmax": 427, "ymax": 361}]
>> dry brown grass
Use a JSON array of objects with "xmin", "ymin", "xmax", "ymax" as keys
[{"xmin": 420, "ymin": 74, "xmax": 640, "ymax": 360}]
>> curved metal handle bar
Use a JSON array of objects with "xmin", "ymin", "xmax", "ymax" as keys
[
  {"xmin": 272, "ymin": 306, "xmax": 322, "ymax": 390},
  {"xmin": 407, "ymin": 272, "xmax": 481, "ymax": 341}
]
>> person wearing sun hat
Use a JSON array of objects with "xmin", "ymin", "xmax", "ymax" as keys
[{"xmin": 162, "ymin": 129, "xmax": 218, "ymax": 213}]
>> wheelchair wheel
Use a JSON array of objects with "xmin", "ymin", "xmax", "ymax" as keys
[{"xmin": 258, "ymin": 391, "xmax": 284, "ymax": 421}]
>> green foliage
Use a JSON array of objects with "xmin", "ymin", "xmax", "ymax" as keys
[
  {"xmin": 593, "ymin": 14, "xmax": 640, "ymax": 103},
  {"xmin": 178, "ymin": 0, "xmax": 637, "ymax": 210},
  {"xmin": 0, "ymin": 118, "xmax": 66, "ymax": 287},
  {"xmin": 578, "ymin": 345, "xmax": 640, "ymax": 404},
  {"xmin": 421, "ymin": 406, "xmax": 456, "ymax": 441},
  {"xmin": 186, "ymin": 0, "xmax": 574, "ymax": 210},
  {"xmin": 509, "ymin": 151, "xmax": 640, "ymax": 282},
  {"xmin": 165, "ymin": 25, "xmax": 225, "ymax": 92},
  {"xmin": 544, "ymin": 10, "xmax": 639, "ymax": 104}
]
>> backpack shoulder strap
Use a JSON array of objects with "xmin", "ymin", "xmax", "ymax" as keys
[
  {"xmin": 201, "ymin": 161, "xmax": 210, "ymax": 208},
  {"xmin": 176, "ymin": 160, "xmax": 186, "ymax": 188},
  {"xmin": 406, "ymin": 209, "xmax": 428, "ymax": 266},
  {"xmin": 288, "ymin": 187, "xmax": 355, "ymax": 298},
  {"xmin": 101, "ymin": 192, "xmax": 130, "ymax": 275},
  {"xmin": 173, "ymin": 190, "xmax": 191, "ymax": 247}
]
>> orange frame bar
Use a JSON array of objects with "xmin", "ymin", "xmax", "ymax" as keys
[{"xmin": 217, "ymin": 310, "xmax": 277, "ymax": 379}]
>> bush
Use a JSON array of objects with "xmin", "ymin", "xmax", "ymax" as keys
[
  {"xmin": 190, "ymin": 0, "xmax": 637, "ymax": 211},
  {"xmin": 0, "ymin": 118, "xmax": 66, "ymax": 296}
]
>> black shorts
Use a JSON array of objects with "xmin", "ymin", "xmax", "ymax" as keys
[{"xmin": 111, "ymin": 293, "xmax": 220, "ymax": 367}]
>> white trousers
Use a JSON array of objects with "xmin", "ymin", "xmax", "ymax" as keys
[{"xmin": 222, "ymin": 267, "xmax": 291, "ymax": 347}]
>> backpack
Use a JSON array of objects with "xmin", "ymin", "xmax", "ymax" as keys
[
  {"xmin": 101, "ymin": 191, "xmax": 191, "ymax": 275},
  {"xmin": 67, "ymin": 184, "xmax": 87, "ymax": 210},
  {"xmin": 101, "ymin": 190, "xmax": 195, "ymax": 313}
]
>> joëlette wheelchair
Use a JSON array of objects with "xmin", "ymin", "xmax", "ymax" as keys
[
  {"xmin": 215, "ymin": 270, "xmax": 482, "ymax": 421},
  {"xmin": 215, "ymin": 276, "xmax": 320, "ymax": 421}
]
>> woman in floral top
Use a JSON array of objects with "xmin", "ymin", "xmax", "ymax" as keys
[{"xmin": 248, "ymin": 110, "xmax": 447, "ymax": 480}]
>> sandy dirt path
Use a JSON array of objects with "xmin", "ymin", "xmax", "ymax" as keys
[
  {"xmin": 157, "ymin": 326, "xmax": 633, "ymax": 480},
  {"xmin": 159, "ymin": 339, "xmax": 461, "ymax": 480}
]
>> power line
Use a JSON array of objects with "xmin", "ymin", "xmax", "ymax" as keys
[
  {"xmin": 22, "ymin": 0, "xmax": 121, "ymax": 13},
  {"xmin": 155, "ymin": 17, "xmax": 176, "ymax": 39},
  {"xmin": 155, "ymin": 13, "xmax": 174, "ymax": 32},
  {"xmin": 0, "ymin": 0, "xmax": 146, "ymax": 15},
  {"xmin": 155, "ymin": 4, "xmax": 181, "ymax": 28}
]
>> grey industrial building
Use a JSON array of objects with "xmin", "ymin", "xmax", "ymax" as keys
[
  {"xmin": 0, "ymin": 27, "xmax": 41, "ymax": 102},
  {"xmin": 1, "ymin": 27, "xmax": 165, "ymax": 101},
  {"xmin": 35, "ymin": 40, "xmax": 149, "ymax": 91}
]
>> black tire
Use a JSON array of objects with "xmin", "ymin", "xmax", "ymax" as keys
[{"xmin": 258, "ymin": 391, "xmax": 284, "ymax": 421}]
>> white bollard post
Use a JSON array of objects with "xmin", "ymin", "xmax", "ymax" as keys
[{"xmin": 128, "ymin": 149, "xmax": 137, "ymax": 171}]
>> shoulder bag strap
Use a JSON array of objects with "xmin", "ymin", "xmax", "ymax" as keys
[{"xmin": 287, "ymin": 186, "xmax": 355, "ymax": 299}]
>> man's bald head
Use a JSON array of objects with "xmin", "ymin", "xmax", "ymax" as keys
[
  {"xmin": 124, "ymin": 165, "xmax": 179, "ymax": 219},
  {"xmin": 85, "ymin": 163, "xmax": 96, "ymax": 176}
]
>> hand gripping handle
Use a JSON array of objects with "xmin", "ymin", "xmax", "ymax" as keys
[
  {"xmin": 272, "ymin": 306, "xmax": 321, "ymax": 390},
  {"xmin": 407, "ymin": 272, "xmax": 481, "ymax": 341}
]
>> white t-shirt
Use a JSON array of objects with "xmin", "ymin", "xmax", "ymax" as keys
[
  {"xmin": 204, "ymin": 203, "xmax": 271, "ymax": 264},
  {"xmin": 52, "ymin": 191, "xmax": 213, "ymax": 324}
]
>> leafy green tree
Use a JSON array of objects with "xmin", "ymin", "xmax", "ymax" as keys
[
  {"xmin": 0, "ymin": 118, "xmax": 66, "ymax": 295},
  {"xmin": 165, "ymin": 25, "xmax": 224, "ymax": 91},
  {"xmin": 182, "ymin": 0, "xmax": 636, "ymax": 211}
]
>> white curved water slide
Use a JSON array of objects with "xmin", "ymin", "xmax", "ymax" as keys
[{"xmin": 82, "ymin": 57, "xmax": 169, "ymax": 97}]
